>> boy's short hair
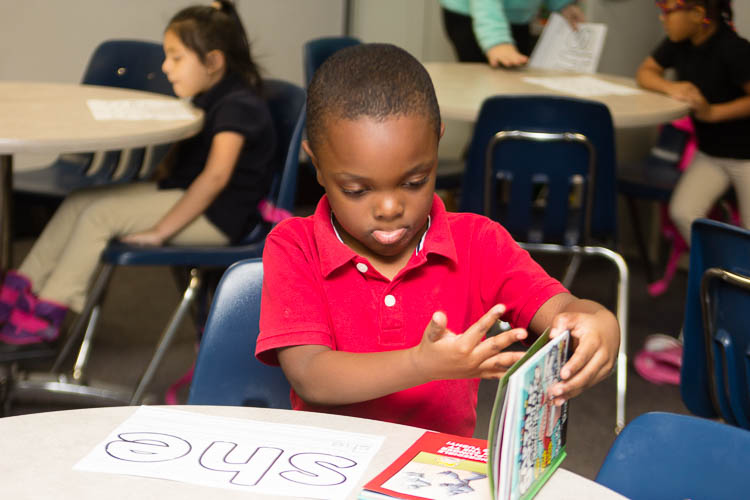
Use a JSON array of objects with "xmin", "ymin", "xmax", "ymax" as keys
[{"xmin": 306, "ymin": 43, "xmax": 441, "ymax": 149}]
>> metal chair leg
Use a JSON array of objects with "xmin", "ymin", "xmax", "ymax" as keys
[{"xmin": 130, "ymin": 268, "xmax": 202, "ymax": 404}]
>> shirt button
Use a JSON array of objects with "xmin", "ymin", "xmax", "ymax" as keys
[
  {"xmin": 384, "ymin": 294, "xmax": 396, "ymax": 307},
  {"xmin": 356, "ymin": 262, "xmax": 368, "ymax": 273}
]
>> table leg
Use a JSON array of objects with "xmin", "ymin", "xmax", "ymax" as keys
[{"xmin": 0, "ymin": 155, "xmax": 12, "ymax": 271}]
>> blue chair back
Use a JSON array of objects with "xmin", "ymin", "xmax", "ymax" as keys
[
  {"xmin": 596, "ymin": 412, "xmax": 750, "ymax": 500},
  {"xmin": 188, "ymin": 258, "xmax": 291, "ymax": 408},
  {"xmin": 83, "ymin": 39, "xmax": 174, "ymax": 95},
  {"xmin": 459, "ymin": 95, "xmax": 617, "ymax": 245},
  {"xmin": 682, "ymin": 219, "xmax": 750, "ymax": 426},
  {"xmin": 303, "ymin": 36, "xmax": 361, "ymax": 85}
]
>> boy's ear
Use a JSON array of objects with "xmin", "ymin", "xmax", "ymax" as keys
[
  {"xmin": 205, "ymin": 50, "xmax": 225, "ymax": 74},
  {"xmin": 439, "ymin": 122, "xmax": 445, "ymax": 140},
  {"xmin": 302, "ymin": 140, "xmax": 324, "ymax": 187}
]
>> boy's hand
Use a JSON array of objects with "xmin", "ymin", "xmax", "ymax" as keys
[
  {"xmin": 547, "ymin": 309, "xmax": 619, "ymax": 405},
  {"xmin": 410, "ymin": 304, "xmax": 527, "ymax": 381}
]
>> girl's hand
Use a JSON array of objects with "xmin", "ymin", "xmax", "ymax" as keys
[
  {"xmin": 120, "ymin": 229, "xmax": 167, "ymax": 247},
  {"xmin": 667, "ymin": 81, "xmax": 702, "ymax": 102},
  {"xmin": 689, "ymin": 93, "xmax": 713, "ymax": 121},
  {"xmin": 546, "ymin": 309, "xmax": 619, "ymax": 405},
  {"xmin": 560, "ymin": 4, "xmax": 586, "ymax": 29},
  {"xmin": 410, "ymin": 305, "xmax": 527, "ymax": 381},
  {"xmin": 486, "ymin": 44, "xmax": 528, "ymax": 68}
]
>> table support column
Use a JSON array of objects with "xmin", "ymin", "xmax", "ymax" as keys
[{"xmin": 0, "ymin": 154, "xmax": 12, "ymax": 271}]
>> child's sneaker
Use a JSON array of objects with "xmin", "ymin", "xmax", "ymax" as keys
[
  {"xmin": 0, "ymin": 270, "xmax": 33, "ymax": 323},
  {"xmin": 0, "ymin": 298, "xmax": 67, "ymax": 345}
]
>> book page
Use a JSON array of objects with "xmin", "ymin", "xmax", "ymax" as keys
[
  {"xmin": 87, "ymin": 99, "xmax": 196, "ymax": 120},
  {"xmin": 528, "ymin": 12, "xmax": 607, "ymax": 74},
  {"xmin": 74, "ymin": 406, "xmax": 383, "ymax": 499}
]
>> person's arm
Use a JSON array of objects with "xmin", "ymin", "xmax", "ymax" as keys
[
  {"xmin": 527, "ymin": 292, "xmax": 619, "ymax": 404},
  {"xmin": 120, "ymin": 131, "xmax": 243, "ymax": 246},
  {"xmin": 277, "ymin": 304, "xmax": 528, "ymax": 406},
  {"xmin": 468, "ymin": 0, "xmax": 528, "ymax": 67},
  {"xmin": 691, "ymin": 81, "xmax": 750, "ymax": 123},
  {"xmin": 636, "ymin": 56, "xmax": 701, "ymax": 101},
  {"xmin": 555, "ymin": 2, "xmax": 585, "ymax": 29}
]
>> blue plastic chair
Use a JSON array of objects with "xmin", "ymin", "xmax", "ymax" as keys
[
  {"xmin": 595, "ymin": 411, "xmax": 750, "ymax": 500},
  {"xmin": 187, "ymin": 258, "xmax": 291, "ymax": 408},
  {"xmin": 459, "ymin": 95, "xmax": 629, "ymax": 433},
  {"xmin": 618, "ymin": 124, "xmax": 689, "ymax": 283},
  {"xmin": 19, "ymin": 79, "xmax": 305, "ymax": 406},
  {"xmin": 14, "ymin": 40, "xmax": 174, "ymax": 198},
  {"xmin": 681, "ymin": 219, "xmax": 750, "ymax": 428},
  {"xmin": 303, "ymin": 36, "xmax": 362, "ymax": 86}
]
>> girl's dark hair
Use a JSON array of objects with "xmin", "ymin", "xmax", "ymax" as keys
[
  {"xmin": 688, "ymin": 0, "xmax": 734, "ymax": 26},
  {"xmin": 167, "ymin": 0, "xmax": 262, "ymax": 93}
]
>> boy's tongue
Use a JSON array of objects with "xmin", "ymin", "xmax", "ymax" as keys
[{"xmin": 373, "ymin": 228, "xmax": 406, "ymax": 245}]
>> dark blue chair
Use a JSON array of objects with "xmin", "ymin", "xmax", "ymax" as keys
[
  {"xmin": 459, "ymin": 95, "xmax": 629, "ymax": 433},
  {"xmin": 13, "ymin": 79, "xmax": 305, "ymax": 407},
  {"xmin": 188, "ymin": 258, "xmax": 291, "ymax": 408},
  {"xmin": 14, "ymin": 40, "xmax": 174, "ymax": 199},
  {"xmin": 681, "ymin": 219, "xmax": 750, "ymax": 428},
  {"xmin": 618, "ymin": 124, "xmax": 688, "ymax": 283},
  {"xmin": 595, "ymin": 411, "xmax": 750, "ymax": 500},
  {"xmin": 303, "ymin": 36, "xmax": 362, "ymax": 85}
]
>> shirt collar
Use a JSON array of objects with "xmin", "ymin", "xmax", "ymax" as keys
[{"xmin": 314, "ymin": 194, "xmax": 458, "ymax": 277}]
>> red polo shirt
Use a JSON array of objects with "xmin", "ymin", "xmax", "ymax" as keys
[{"xmin": 256, "ymin": 194, "xmax": 567, "ymax": 437}]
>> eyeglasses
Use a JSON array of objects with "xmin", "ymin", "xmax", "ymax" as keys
[{"xmin": 655, "ymin": 0, "xmax": 692, "ymax": 15}]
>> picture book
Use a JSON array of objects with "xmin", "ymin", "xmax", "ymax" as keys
[
  {"xmin": 360, "ymin": 431, "xmax": 490, "ymax": 500},
  {"xmin": 489, "ymin": 329, "xmax": 570, "ymax": 500},
  {"xmin": 361, "ymin": 329, "xmax": 570, "ymax": 500}
]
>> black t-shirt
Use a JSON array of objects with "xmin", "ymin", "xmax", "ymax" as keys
[
  {"xmin": 652, "ymin": 24, "xmax": 750, "ymax": 159},
  {"xmin": 159, "ymin": 73, "xmax": 277, "ymax": 242}
]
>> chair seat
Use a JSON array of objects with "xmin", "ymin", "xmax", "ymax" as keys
[{"xmin": 618, "ymin": 158, "xmax": 680, "ymax": 201}]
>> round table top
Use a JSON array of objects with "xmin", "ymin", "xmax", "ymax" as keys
[
  {"xmin": 0, "ymin": 405, "xmax": 626, "ymax": 500},
  {"xmin": 424, "ymin": 62, "xmax": 690, "ymax": 129},
  {"xmin": 0, "ymin": 81, "xmax": 203, "ymax": 154}
]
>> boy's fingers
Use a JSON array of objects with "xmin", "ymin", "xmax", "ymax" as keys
[
  {"xmin": 475, "ymin": 328, "xmax": 526, "ymax": 360},
  {"xmin": 559, "ymin": 334, "xmax": 598, "ymax": 380},
  {"xmin": 477, "ymin": 350, "xmax": 525, "ymax": 375},
  {"xmin": 462, "ymin": 304, "xmax": 506, "ymax": 345},
  {"xmin": 550, "ymin": 356, "xmax": 609, "ymax": 404},
  {"xmin": 424, "ymin": 311, "xmax": 448, "ymax": 342}
]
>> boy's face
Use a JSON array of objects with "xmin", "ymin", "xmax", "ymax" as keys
[{"xmin": 304, "ymin": 114, "xmax": 443, "ymax": 267}]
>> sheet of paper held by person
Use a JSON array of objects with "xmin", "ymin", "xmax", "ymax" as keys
[
  {"xmin": 87, "ymin": 99, "xmax": 196, "ymax": 120},
  {"xmin": 528, "ymin": 12, "xmax": 607, "ymax": 74},
  {"xmin": 74, "ymin": 406, "xmax": 384, "ymax": 499}
]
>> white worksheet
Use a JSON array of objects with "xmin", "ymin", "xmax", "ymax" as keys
[
  {"xmin": 528, "ymin": 12, "xmax": 607, "ymax": 74},
  {"xmin": 523, "ymin": 75, "xmax": 642, "ymax": 97},
  {"xmin": 74, "ymin": 406, "xmax": 384, "ymax": 499},
  {"xmin": 87, "ymin": 99, "xmax": 196, "ymax": 120}
]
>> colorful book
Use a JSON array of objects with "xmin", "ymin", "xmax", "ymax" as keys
[{"xmin": 361, "ymin": 329, "xmax": 569, "ymax": 500}]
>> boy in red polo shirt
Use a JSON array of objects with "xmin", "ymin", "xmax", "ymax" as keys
[{"xmin": 256, "ymin": 43, "xmax": 619, "ymax": 437}]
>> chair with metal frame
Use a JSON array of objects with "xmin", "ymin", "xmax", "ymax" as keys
[
  {"xmin": 14, "ymin": 39, "xmax": 174, "ymax": 201},
  {"xmin": 595, "ymin": 411, "xmax": 750, "ymax": 500},
  {"xmin": 187, "ymin": 258, "xmax": 291, "ymax": 408},
  {"xmin": 459, "ymin": 95, "xmax": 629, "ymax": 433},
  {"xmin": 7, "ymin": 79, "xmax": 305, "ymax": 408},
  {"xmin": 681, "ymin": 218, "xmax": 750, "ymax": 428}
]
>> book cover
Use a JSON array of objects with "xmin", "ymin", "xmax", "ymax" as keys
[
  {"xmin": 489, "ymin": 329, "xmax": 570, "ymax": 500},
  {"xmin": 361, "ymin": 431, "xmax": 490, "ymax": 500}
]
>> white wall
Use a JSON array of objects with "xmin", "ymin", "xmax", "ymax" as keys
[{"xmin": 0, "ymin": 0, "xmax": 344, "ymax": 86}]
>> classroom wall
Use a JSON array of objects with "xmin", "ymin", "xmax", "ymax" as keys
[{"xmin": 0, "ymin": 0, "xmax": 344, "ymax": 86}]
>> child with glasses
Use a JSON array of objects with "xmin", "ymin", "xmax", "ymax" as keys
[{"xmin": 637, "ymin": 0, "xmax": 750, "ymax": 244}]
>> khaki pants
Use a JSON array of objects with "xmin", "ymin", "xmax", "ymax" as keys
[
  {"xmin": 18, "ymin": 182, "xmax": 228, "ymax": 313},
  {"xmin": 669, "ymin": 151, "xmax": 750, "ymax": 245}
]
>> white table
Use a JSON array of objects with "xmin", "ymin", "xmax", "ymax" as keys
[
  {"xmin": 0, "ymin": 81, "xmax": 203, "ymax": 268},
  {"xmin": 0, "ymin": 405, "xmax": 627, "ymax": 500},
  {"xmin": 425, "ymin": 62, "xmax": 689, "ymax": 128}
]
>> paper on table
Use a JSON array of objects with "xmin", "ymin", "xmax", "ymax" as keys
[
  {"xmin": 528, "ymin": 12, "xmax": 607, "ymax": 74},
  {"xmin": 87, "ymin": 99, "xmax": 196, "ymax": 120},
  {"xmin": 74, "ymin": 406, "xmax": 384, "ymax": 499},
  {"xmin": 522, "ymin": 76, "xmax": 642, "ymax": 97}
]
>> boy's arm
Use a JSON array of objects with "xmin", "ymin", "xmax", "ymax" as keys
[
  {"xmin": 528, "ymin": 292, "xmax": 619, "ymax": 404},
  {"xmin": 277, "ymin": 305, "xmax": 527, "ymax": 406}
]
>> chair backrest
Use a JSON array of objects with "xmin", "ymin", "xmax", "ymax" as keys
[
  {"xmin": 682, "ymin": 219, "xmax": 750, "ymax": 427},
  {"xmin": 595, "ymin": 412, "xmax": 750, "ymax": 500},
  {"xmin": 188, "ymin": 258, "xmax": 292, "ymax": 408},
  {"xmin": 303, "ymin": 36, "xmax": 362, "ymax": 86},
  {"xmin": 80, "ymin": 40, "xmax": 175, "ymax": 182},
  {"xmin": 459, "ymin": 95, "xmax": 617, "ymax": 245}
]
